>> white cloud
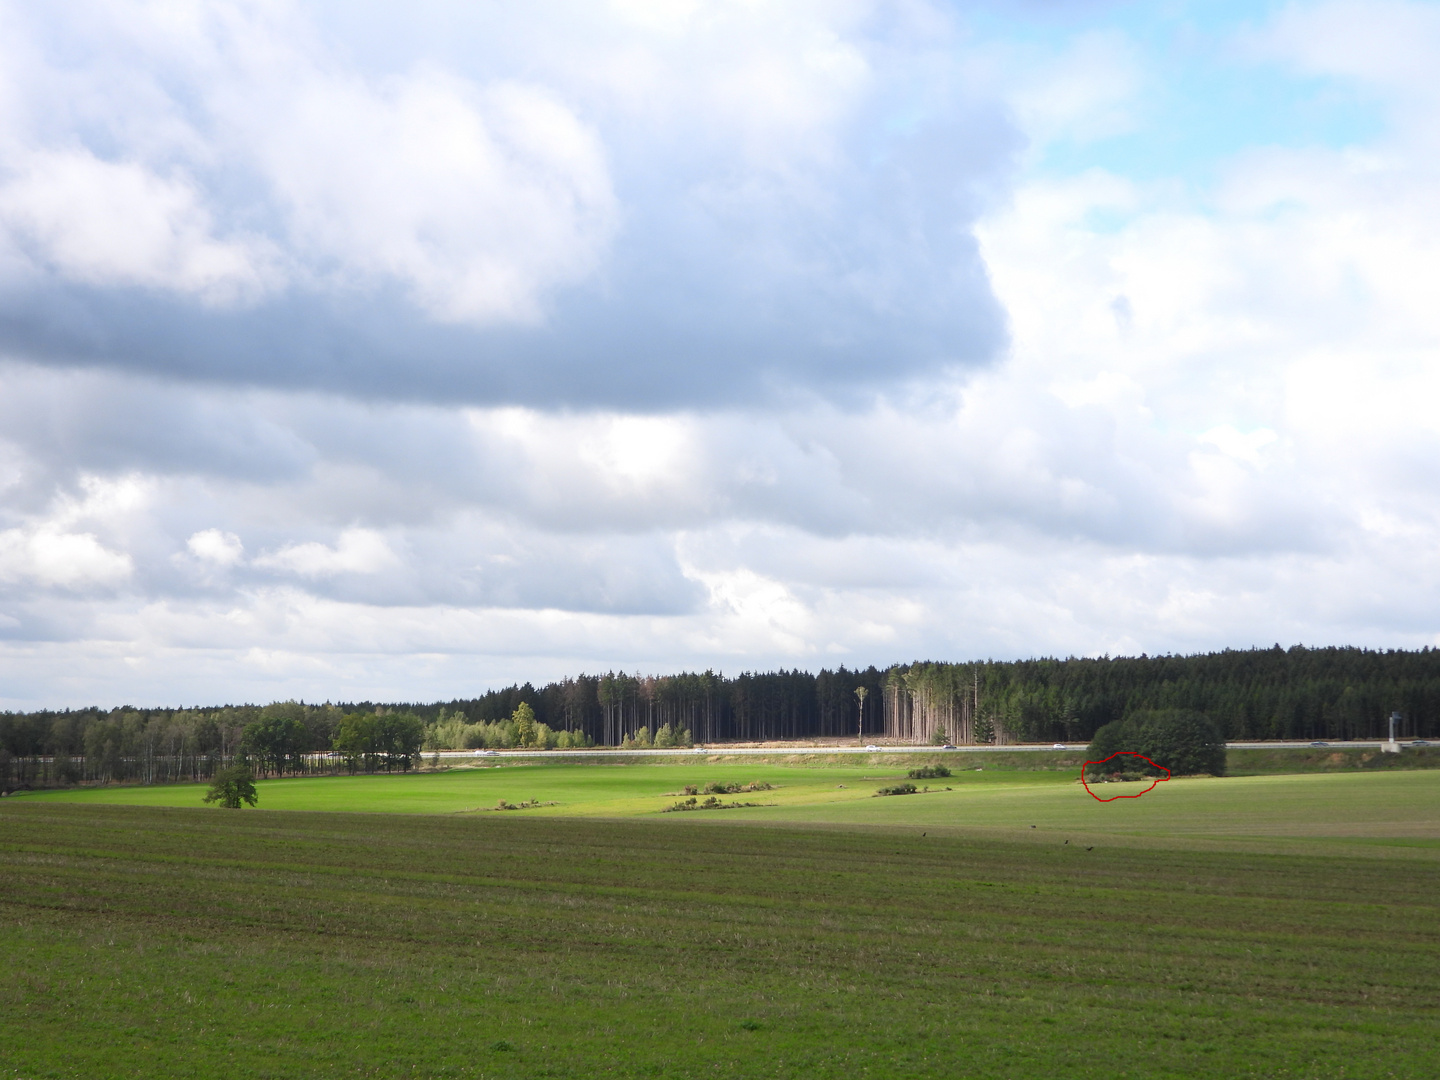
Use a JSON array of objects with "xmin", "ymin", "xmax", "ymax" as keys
[
  {"xmin": 254, "ymin": 528, "xmax": 401, "ymax": 578},
  {"xmin": 0, "ymin": 525, "xmax": 132, "ymax": 588},
  {"xmin": 0, "ymin": 472, "xmax": 146, "ymax": 590},
  {"xmin": 0, "ymin": 0, "xmax": 617, "ymax": 324},
  {"xmin": 186, "ymin": 529, "xmax": 244, "ymax": 566},
  {"xmin": 251, "ymin": 71, "xmax": 618, "ymax": 324},
  {"xmin": 1253, "ymin": 0, "xmax": 1440, "ymax": 101},
  {"xmin": 0, "ymin": 147, "xmax": 278, "ymax": 303},
  {"xmin": 1199, "ymin": 426, "xmax": 1278, "ymax": 466}
]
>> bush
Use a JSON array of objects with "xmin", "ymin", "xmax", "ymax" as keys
[
  {"xmin": 653, "ymin": 723, "xmax": 692, "ymax": 748},
  {"xmin": 622, "ymin": 726, "xmax": 653, "ymax": 749},
  {"xmin": 908, "ymin": 764, "xmax": 951, "ymax": 779},
  {"xmin": 702, "ymin": 780, "xmax": 773, "ymax": 794},
  {"xmin": 875, "ymin": 783, "xmax": 918, "ymax": 797},
  {"xmin": 663, "ymin": 794, "xmax": 770, "ymax": 812},
  {"xmin": 1086, "ymin": 709, "xmax": 1226, "ymax": 779}
]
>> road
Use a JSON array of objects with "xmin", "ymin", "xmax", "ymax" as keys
[{"xmin": 434, "ymin": 740, "xmax": 1405, "ymax": 761}]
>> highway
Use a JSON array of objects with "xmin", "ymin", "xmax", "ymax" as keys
[{"xmin": 434, "ymin": 740, "xmax": 1408, "ymax": 760}]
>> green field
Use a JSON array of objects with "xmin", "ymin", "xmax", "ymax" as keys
[
  {"xmin": 4, "ymin": 764, "xmax": 1440, "ymax": 1077},
  {"xmin": 20, "ymin": 756, "xmax": 1440, "ymax": 856}
]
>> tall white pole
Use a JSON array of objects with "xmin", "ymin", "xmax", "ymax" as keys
[{"xmin": 1385, "ymin": 710, "xmax": 1403, "ymax": 753}]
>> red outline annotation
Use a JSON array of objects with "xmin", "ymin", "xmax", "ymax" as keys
[{"xmin": 1081, "ymin": 752, "xmax": 1171, "ymax": 802}]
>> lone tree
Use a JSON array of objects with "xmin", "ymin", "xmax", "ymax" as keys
[
  {"xmin": 513, "ymin": 702, "xmax": 539, "ymax": 748},
  {"xmin": 1087, "ymin": 709, "xmax": 1226, "ymax": 779},
  {"xmin": 203, "ymin": 765, "xmax": 258, "ymax": 809}
]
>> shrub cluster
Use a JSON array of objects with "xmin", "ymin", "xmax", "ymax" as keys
[
  {"xmin": 619, "ymin": 723, "xmax": 694, "ymax": 749},
  {"xmin": 691, "ymin": 780, "xmax": 773, "ymax": 795},
  {"xmin": 908, "ymin": 764, "xmax": 952, "ymax": 779},
  {"xmin": 663, "ymin": 795, "xmax": 767, "ymax": 812},
  {"xmin": 875, "ymin": 782, "xmax": 918, "ymax": 796}
]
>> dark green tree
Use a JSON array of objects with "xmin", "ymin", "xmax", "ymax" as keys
[
  {"xmin": 1087, "ymin": 709, "xmax": 1225, "ymax": 778},
  {"xmin": 242, "ymin": 705, "xmax": 311, "ymax": 776},
  {"xmin": 333, "ymin": 713, "xmax": 381, "ymax": 773},
  {"xmin": 378, "ymin": 712, "xmax": 426, "ymax": 771},
  {"xmin": 203, "ymin": 765, "xmax": 258, "ymax": 808}
]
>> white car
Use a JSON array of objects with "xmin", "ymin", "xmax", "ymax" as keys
[
  {"xmin": 1053, "ymin": 743, "xmax": 1067, "ymax": 750},
  {"xmin": 473, "ymin": 749, "xmax": 496, "ymax": 756},
  {"xmin": 865, "ymin": 744, "xmax": 880, "ymax": 752},
  {"xmin": 693, "ymin": 746, "xmax": 706, "ymax": 752}
]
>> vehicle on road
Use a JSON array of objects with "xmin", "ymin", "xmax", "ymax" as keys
[
  {"xmin": 1309, "ymin": 741, "xmax": 1329, "ymax": 747},
  {"xmin": 1413, "ymin": 740, "xmax": 1431, "ymax": 746},
  {"xmin": 941, "ymin": 744, "xmax": 958, "ymax": 750},
  {"xmin": 865, "ymin": 745, "xmax": 880, "ymax": 752},
  {"xmin": 1053, "ymin": 743, "xmax": 1067, "ymax": 750},
  {"xmin": 473, "ymin": 749, "xmax": 496, "ymax": 756}
]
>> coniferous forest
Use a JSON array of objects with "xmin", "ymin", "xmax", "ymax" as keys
[{"xmin": 3, "ymin": 645, "xmax": 1440, "ymax": 790}]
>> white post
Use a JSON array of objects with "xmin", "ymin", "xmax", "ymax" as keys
[{"xmin": 1384, "ymin": 711, "xmax": 1402, "ymax": 753}]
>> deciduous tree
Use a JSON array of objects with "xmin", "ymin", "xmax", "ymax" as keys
[{"xmin": 203, "ymin": 765, "xmax": 258, "ymax": 808}]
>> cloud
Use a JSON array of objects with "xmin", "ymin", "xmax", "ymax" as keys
[
  {"xmin": 4, "ymin": 2, "xmax": 1440, "ymax": 709},
  {"xmin": 0, "ymin": 0, "xmax": 1015, "ymax": 407},
  {"xmin": 254, "ymin": 529, "xmax": 400, "ymax": 578},
  {"xmin": 0, "ymin": 525, "xmax": 132, "ymax": 589},
  {"xmin": 186, "ymin": 529, "xmax": 244, "ymax": 566},
  {"xmin": 253, "ymin": 72, "xmax": 618, "ymax": 325},
  {"xmin": 1199, "ymin": 426, "xmax": 1278, "ymax": 466},
  {"xmin": 0, "ymin": 472, "xmax": 145, "ymax": 591},
  {"xmin": 1252, "ymin": 0, "xmax": 1440, "ymax": 99},
  {"xmin": 0, "ymin": 148, "xmax": 279, "ymax": 303}
]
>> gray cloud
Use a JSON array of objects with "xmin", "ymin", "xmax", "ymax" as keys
[{"xmin": 0, "ymin": 1, "xmax": 1016, "ymax": 409}]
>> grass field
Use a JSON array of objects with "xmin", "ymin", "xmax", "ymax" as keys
[
  {"xmin": 18, "ymin": 758, "xmax": 1066, "ymax": 818},
  {"xmin": 5, "ymin": 766, "xmax": 1440, "ymax": 1077},
  {"xmin": 20, "ymin": 757, "xmax": 1440, "ymax": 856}
]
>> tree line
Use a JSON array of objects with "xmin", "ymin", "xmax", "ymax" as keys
[
  {"xmin": 379, "ymin": 648, "xmax": 1440, "ymax": 747},
  {"xmin": 4, "ymin": 646, "xmax": 1440, "ymax": 790},
  {"xmin": 0, "ymin": 701, "xmax": 427, "ymax": 792},
  {"xmin": 379, "ymin": 668, "xmax": 888, "ymax": 747}
]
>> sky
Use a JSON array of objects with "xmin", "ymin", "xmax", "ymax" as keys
[{"xmin": 2, "ymin": 0, "xmax": 1439, "ymax": 709}]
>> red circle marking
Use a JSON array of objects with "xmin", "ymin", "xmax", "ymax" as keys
[{"xmin": 1081, "ymin": 752, "xmax": 1171, "ymax": 802}]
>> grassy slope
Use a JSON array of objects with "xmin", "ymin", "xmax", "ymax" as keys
[
  {"xmin": 1227, "ymin": 745, "xmax": 1440, "ymax": 774},
  {"xmin": 4, "ymin": 801, "xmax": 1440, "ymax": 1079}
]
